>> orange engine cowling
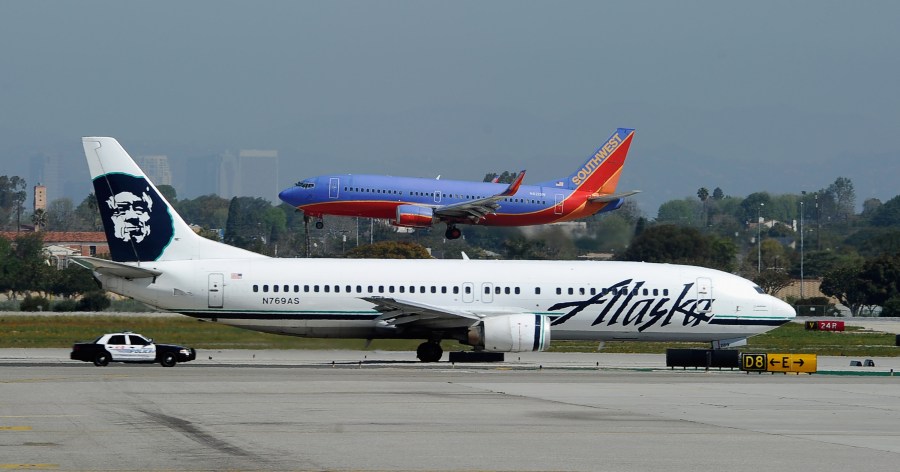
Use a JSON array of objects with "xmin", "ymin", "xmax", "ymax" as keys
[{"xmin": 393, "ymin": 205, "xmax": 435, "ymax": 228}]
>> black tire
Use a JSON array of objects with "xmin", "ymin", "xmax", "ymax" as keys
[
  {"xmin": 416, "ymin": 342, "xmax": 443, "ymax": 363},
  {"xmin": 160, "ymin": 353, "xmax": 177, "ymax": 367},
  {"xmin": 93, "ymin": 351, "xmax": 110, "ymax": 367},
  {"xmin": 315, "ymin": 221, "xmax": 324, "ymax": 229}
]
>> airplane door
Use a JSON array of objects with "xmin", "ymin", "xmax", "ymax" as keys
[
  {"xmin": 329, "ymin": 178, "xmax": 340, "ymax": 199},
  {"xmin": 482, "ymin": 283, "xmax": 493, "ymax": 303},
  {"xmin": 695, "ymin": 277, "xmax": 712, "ymax": 313},
  {"xmin": 462, "ymin": 282, "xmax": 474, "ymax": 303},
  {"xmin": 208, "ymin": 273, "xmax": 224, "ymax": 309},
  {"xmin": 554, "ymin": 194, "xmax": 565, "ymax": 215},
  {"xmin": 434, "ymin": 191, "xmax": 442, "ymax": 203}
]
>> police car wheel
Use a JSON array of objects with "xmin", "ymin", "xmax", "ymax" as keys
[
  {"xmin": 93, "ymin": 352, "xmax": 110, "ymax": 367},
  {"xmin": 160, "ymin": 353, "xmax": 177, "ymax": 367}
]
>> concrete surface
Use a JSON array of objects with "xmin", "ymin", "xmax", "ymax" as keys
[{"xmin": 1, "ymin": 352, "xmax": 899, "ymax": 471}]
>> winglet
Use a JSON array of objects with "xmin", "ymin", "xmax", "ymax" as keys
[{"xmin": 499, "ymin": 170, "xmax": 526, "ymax": 197}]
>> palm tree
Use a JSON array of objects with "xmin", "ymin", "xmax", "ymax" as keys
[{"xmin": 31, "ymin": 208, "xmax": 47, "ymax": 231}]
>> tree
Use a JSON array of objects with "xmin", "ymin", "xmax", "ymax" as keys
[
  {"xmin": 0, "ymin": 175, "xmax": 27, "ymax": 230},
  {"xmin": 712, "ymin": 187, "xmax": 725, "ymax": 200},
  {"xmin": 825, "ymin": 177, "xmax": 855, "ymax": 223},
  {"xmin": 656, "ymin": 199, "xmax": 699, "ymax": 226},
  {"xmin": 46, "ymin": 198, "xmax": 75, "ymax": 231},
  {"xmin": 73, "ymin": 193, "xmax": 101, "ymax": 231},
  {"xmin": 619, "ymin": 224, "xmax": 736, "ymax": 271},
  {"xmin": 345, "ymin": 241, "xmax": 432, "ymax": 259},
  {"xmin": 157, "ymin": 184, "xmax": 177, "ymax": 203},
  {"xmin": 855, "ymin": 253, "xmax": 900, "ymax": 310},
  {"xmin": 753, "ymin": 270, "xmax": 792, "ymax": 296},
  {"xmin": 697, "ymin": 188, "xmax": 709, "ymax": 226},
  {"xmin": 871, "ymin": 195, "xmax": 900, "ymax": 227},
  {"xmin": 820, "ymin": 263, "xmax": 867, "ymax": 316},
  {"xmin": 31, "ymin": 209, "xmax": 47, "ymax": 231}
]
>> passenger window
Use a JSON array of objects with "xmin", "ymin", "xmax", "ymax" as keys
[
  {"xmin": 453, "ymin": 287, "xmax": 459, "ymax": 294},
  {"xmin": 314, "ymin": 285, "xmax": 320, "ymax": 292},
  {"xmin": 441, "ymin": 287, "xmax": 447, "ymax": 294},
  {"xmin": 465, "ymin": 286, "xmax": 471, "ymax": 294},
  {"xmin": 378, "ymin": 286, "xmax": 384, "ymax": 293},
  {"xmin": 108, "ymin": 335, "xmax": 127, "ymax": 345},
  {"xmin": 653, "ymin": 289, "xmax": 659, "ymax": 296},
  {"xmin": 504, "ymin": 287, "xmax": 510, "ymax": 295},
  {"xmin": 399, "ymin": 286, "xmax": 405, "ymax": 293},
  {"xmin": 273, "ymin": 285, "xmax": 279, "ymax": 293},
  {"xmin": 324, "ymin": 285, "xmax": 330, "ymax": 293},
  {"xmin": 389, "ymin": 286, "xmax": 395, "ymax": 293},
  {"xmin": 431, "ymin": 286, "xmax": 437, "ymax": 293},
  {"xmin": 556, "ymin": 288, "xmax": 562, "ymax": 295},
  {"xmin": 568, "ymin": 288, "xmax": 574, "ymax": 295},
  {"xmin": 253, "ymin": 285, "xmax": 259, "ymax": 292},
  {"xmin": 420, "ymin": 286, "xmax": 425, "ymax": 293},
  {"xmin": 579, "ymin": 288, "xmax": 585, "ymax": 295},
  {"xmin": 346, "ymin": 285, "xmax": 352, "ymax": 293},
  {"xmin": 263, "ymin": 285, "xmax": 269, "ymax": 293},
  {"xmin": 495, "ymin": 287, "xmax": 501, "ymax": 295},
  {"xmin": 535, "ymin": 287, "xmax": 541, "ymax": 295},
  {"xmin": 129, "ymin": 335, "xmax": 149, "ymax": 345},
  {"xmin": 514, "ymin": 287, "xmax": 520, "ymax": 295},
  {"xmin": 663, "ymin": 289, "xmax": 669, "ymax": 296},
  {"xmin": 284, "ymin": 285, "xmax": 289, "ymax": 293},
  {"xmin": 304, "ymin": 285, "xmax": 310, "ymax": 292},
  {"xmin": 294, "ymin": 285, "xmax": 299, "ymax": 292},
  {"xmin": 484, "ymin": 286, "xmax": 490, "ymax": 294},
  {"xmin": 590, "ymin": 288, "xmax": 596, "ymax": 295}
]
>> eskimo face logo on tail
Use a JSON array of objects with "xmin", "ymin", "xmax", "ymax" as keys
[{"xmin": 94, "ymin": 173, "xmax": 174, "ymax": 262}]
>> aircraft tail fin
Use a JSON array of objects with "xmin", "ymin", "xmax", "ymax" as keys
[
  {"xmin": 82, "ymin": 137, "xmax": 265, "ymax": 263},
  {"xmin": 537, "ymin": 128, "xmax": 635, "ymax": 192}
]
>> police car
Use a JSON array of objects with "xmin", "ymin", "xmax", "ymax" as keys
[{"xmin": 70, "ymin": 332, "xmax": 196, "ymax": 367}]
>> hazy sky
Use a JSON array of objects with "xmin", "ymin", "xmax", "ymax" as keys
[{"xmin": 1, "ymin": 1, "xmax": 898, "ymax": 214}]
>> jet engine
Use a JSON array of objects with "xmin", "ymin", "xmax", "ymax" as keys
[
  {"xmin": 466, "ymin": 314, "xmax": 551, "ymax": 352},
  {"xmin": 393, "ymin": 205, "xmax": 435, "ymax": 228}
]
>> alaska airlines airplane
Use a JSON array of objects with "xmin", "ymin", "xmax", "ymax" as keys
[
  {"xmin": 74, "ymin": 137, "xmax": 794, "ymax": 362},
  {"xmin": 279, "ymin": 128, "xmax": 640, "ymax": 239}
]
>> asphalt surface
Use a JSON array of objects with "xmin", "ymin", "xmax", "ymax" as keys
[{"xmin": 1, "ymin": 351, "xmax": 899, "ymax": 471}]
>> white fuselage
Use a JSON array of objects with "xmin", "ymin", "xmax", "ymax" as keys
[{"xmin": 98, "ymin": 258, "xmax": 795, "ymax": 343}]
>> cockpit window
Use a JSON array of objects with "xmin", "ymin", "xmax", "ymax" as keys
[
  {"xmin": 752, "ymin": 285, "xmax": 765, "ymax": 294},
  {"xmin": 295, "ymin": 181, "xmax": 316, "ymax": 189}
]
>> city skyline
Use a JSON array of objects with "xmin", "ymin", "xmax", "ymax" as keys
[{"xmin": 2, "ymin": 2, "xmax": 898, "ymax": 215}]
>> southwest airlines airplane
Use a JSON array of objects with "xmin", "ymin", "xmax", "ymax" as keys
[
  {"xmin": 279, "ymin": 128, "xmax": 640, "ymax": 239},
  {"xmin": 74, "ymin": 137, "xmax": 794, "ymax": 362}
]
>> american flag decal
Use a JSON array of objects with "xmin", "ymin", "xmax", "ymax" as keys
[{"xmin": 231, "ymin": 273, "xmax": 243, "ymax": 279}]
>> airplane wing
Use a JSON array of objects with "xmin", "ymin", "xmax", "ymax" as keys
[
  {"xmin": 70, "ymin": 256, "xmax": 162, "ymax": 279},
  {"xmin": 433, "ymin": 170, "xmax": 526, "ymax": 223},
  {"xmin": 588, "ymin": 190, "xmax": 641, "ymax": 203},
  {"xmin": 363, "ymin": 297, "xmax": 481, "ymax": 329}
]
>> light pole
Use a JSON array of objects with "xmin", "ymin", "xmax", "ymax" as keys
[
  {"xmin": 800, "ymin": 193, "xmax": 805, "ymax": 300},
  {"xmin": 757, "ymin": 203, "xmax": 765, "ymax": 273}
]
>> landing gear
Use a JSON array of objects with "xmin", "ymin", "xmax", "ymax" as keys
[
  {"xmin": 416, "ymin": 341, "xmax": 443, "ymax": 363},
  {"xmin": 315, "ymin": 219, "xmax": 324, "ymax": 230},
  {"xmin": 444, "ymin": 225, "xmax": 462, "ymax": 240}
]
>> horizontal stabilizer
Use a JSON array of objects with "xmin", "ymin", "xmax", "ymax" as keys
[
  {"xmin": 70, "ymin": 256, "xmax": 162, "ymax": 279},
  {"xmin": 588, "ymin": 190, "xmax": 641, "ymax": 203}
]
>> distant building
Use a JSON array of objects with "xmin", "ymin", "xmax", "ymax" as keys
[
  {"xmin": 0, "ymin": 231, "xmax": 109, "ymax": 268},
  {"xmin": 136, "ymin": 155, "xmax": 173, "ymax": 187},
  {"xmin": 34, "ymin": 184, "xmax": 46, "ymax": 212},
  {"xmin": 238, "ymin": 149, "xmax": 279, "ymax": 202},
  {"xmin": 29, "ymin": 154, "xmax": 60, "ymax": 203}
]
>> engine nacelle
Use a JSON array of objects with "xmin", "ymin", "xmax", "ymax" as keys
[
  {"xmin": 466, "ymin": 314, "xmax": 551, "ymax": 352},
  {"xmin": 393, "ymin": 204, "xmax": 435, "ymax": 228}
]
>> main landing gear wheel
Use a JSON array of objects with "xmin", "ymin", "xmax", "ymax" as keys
[
  {"xmin": 444, "ymin": 226, "xmax": 462, "ymax": 240},
  {"xmin": 416, "ymin": 341, "xmax": 443, "ymax": 363},
  {"xmin": 315, "ymin": 220, "xmax": 324, "ymax": 230}
]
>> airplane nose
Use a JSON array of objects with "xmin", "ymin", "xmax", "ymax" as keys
[
  {"xmin": 772, "ymin": 297, "xmax": 797, "ymax": 320},
  {"xmin": 278, "ymin": 187, "xmax": 299, "ymax": 205}
]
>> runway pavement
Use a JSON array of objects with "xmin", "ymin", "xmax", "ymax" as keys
[{"xmin": 1, "ymin": 351, "xmax": 899, "ymax": 471}]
